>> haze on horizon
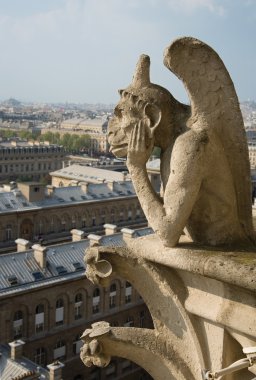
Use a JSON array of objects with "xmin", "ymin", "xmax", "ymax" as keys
[{"xmin": 0, "ymin": 0, "xmax": 255, "ymax": 105}]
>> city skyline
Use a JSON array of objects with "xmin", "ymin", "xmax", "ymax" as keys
[{"xmin": 0, "ymin": 0, "xmax": 255, "ymax": 104}]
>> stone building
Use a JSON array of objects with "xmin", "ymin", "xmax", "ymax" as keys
[
  {"xmin": 50, "ymin": 164, "xmax": 129, "ymax": 187},
  {"xmin": 248, "ymin": 142, "xmax": 256, "ymax": 169},
  {"xmin": 42, "ymin": 116, "xmax": 109, "ymax": 154},
  {"xmin": 0, "ymin": 140, "xmax": 66, "ymax": 183},
  {"xmin": 0, "ymin": 227, "xmax": 153, "ymax": 380},
  {"xmin": 0, "ymin": 179, "xmax": 146, "ymax": 250}
]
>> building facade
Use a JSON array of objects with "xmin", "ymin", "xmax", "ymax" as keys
[
  {"xmin": 0, "ymin": 140, "xmax": 66, "ymax": 183},
  {"xmin": 0, "ymin": 180, "xmax": 146, "ymax": 250},
  {"xmin": 0, "ymin": 228, "xmax": 153, "ymax": 380}
]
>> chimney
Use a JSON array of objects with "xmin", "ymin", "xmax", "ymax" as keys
[
  {"xmin": 87, "ymin": 234, "xmax": 102, "ymax": 247},
  {"xmin": 104, "ymin": 224, "xmax": 117, "ymax": 235},
  {"xmin": 15, "ymin": 238, "xmax": 30, "ymax": 252},
  {"xmin": 107, "ymin": 181, "xmax": 115, "ymax": 192},
  {"xmin": 47, "ymin": 185, "xmax": 55, "ymax": 196},
  {"xmin": 32, "ymin": 244, "xmax": 47, "ymax": 269},
  {"xmin": 47, "ymin": 361, "xmax": 65, "ymax": 380},
  {"xmin": 71, "ymin": 229, "xmax": 85, "ymax": 242},
  {"xmin": 121, "ymin": 228, "xmax": 135, "ymax": 242},
  {"xmin": 9, "ymin": 340, "xmax": 25, "ymax": 360},
  {"xmin": 122, "ymin": 171, "xmax": 128, "ymax": 181},
  {"xmin": 80, "ymin": 182, "xmax": 88, "ymax": 193}
]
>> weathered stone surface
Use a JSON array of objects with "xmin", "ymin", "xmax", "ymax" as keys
[
  {"xmin": 82, "ymin": 37, "xmax": 256, "ymax": 380},
  {"xmin": 84, "ymin": 238, "xmax": 256, "ymax": 379},
  {"xmin": 108, "ymin": 37, "xmax": 255, "ymax": 248}
]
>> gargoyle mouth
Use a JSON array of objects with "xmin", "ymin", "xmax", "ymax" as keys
[{"xmin": 109, "ymin": 144, "xmax": 128, "ymax": 158}]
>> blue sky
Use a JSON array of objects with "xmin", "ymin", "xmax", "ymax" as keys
[{"xmin": 0, "ymin": 0, "xmax": 255, "ymax": 104}]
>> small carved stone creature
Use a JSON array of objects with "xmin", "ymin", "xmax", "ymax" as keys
[{"xmin": 108, "ymin": 37, "xmax": 255, "ymax": 248}]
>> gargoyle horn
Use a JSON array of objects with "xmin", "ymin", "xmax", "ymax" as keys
[{"xmin": 132, "ymin": 54, "xmax": 151, "ymax": 88}]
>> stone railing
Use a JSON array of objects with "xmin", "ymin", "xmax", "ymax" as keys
[{"xmin": 81, "ymin": 234, "xmax": 256, "ymax": 380}]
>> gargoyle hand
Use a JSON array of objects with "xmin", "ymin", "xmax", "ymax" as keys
[{"xmin": 127, "ymin": 120, "xmax": 154, "ymax": 167}]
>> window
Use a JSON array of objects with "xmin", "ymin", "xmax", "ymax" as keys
[
  {"xmin": 34, "ymin": 347, "xmax": 46, "ymax": 366},
  {"xmin": 136, "ymin": 206, "xmax": 141, "ymax": 219},
  {"xmin": 73, "ymin": 334, "xmax": 83, "ymax": 355},
  {"xmin": 54, "ymin": 340, "xmax": 66, "ymax": 360},
  {"xmin": 39, "ymin": 220, "xmax": 43, "ymax": 235},
  {"xmin": 13, "ymin": 310, "xmax": 23, "ymax": 339},
  {"xmin": 92, "ymin": 288, "xmax": 100, "ymax": 314},
  {"xmin": 50, "ymin": 218, "xmax": 54, "ymax": 233},
  {"xmin": 56, "ymin": 298, "xmax": 64, "ymax": 326},
  {"xmin": 109, "ymin": 284, "xmax": 117, "ymax": 309},
  {"xmin": 119, "ymin": 208, "xmax": 124, "ymax": 222},
  {"xmin": 6, "ymin": 225, "xmax": 12, "ymax": 241},
  {"xmin": 128, "ymin": 208, "xmax": 132, "ymax": 220},
  {"xmin": 110, "ymin": 209, "xmax": 115, "ymax": 223},
  {"xmin": 35, "ymin": 304, "xmax": 44, "ymax": 333},
  {"xmin": 74, "ymin": 293, "xmax": 83, "ymax": 320},
  {"xmin": 124, "ymin": 316, "xmax": 134, "ymax": 327},
  {"xmin": 140, "ymin": 311, "xmax": 145, "ymax": 328},
  {"xmin": 90, "ymin": 368, "xmax": 100, "ymax": 380},
  {"xmin": 61, "ymin": 218, "xmax": 66, "ymax": 231},
  {"xmin": 122, "ymin": 360, "xmax": 132, "ymax": 373},
  {"xmin": 105, "ymin": 362, "xmax": 117, "ymax": 378},
  {"xmin": 125, "ymin": 282, "xmax": 132, "ymax": 304}
]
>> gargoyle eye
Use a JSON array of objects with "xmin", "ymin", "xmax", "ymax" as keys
[{"xmin": 114, "ymin": 107, "xmax": 123, "ymax": 117}]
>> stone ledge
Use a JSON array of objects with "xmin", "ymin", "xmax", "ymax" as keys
[{"xmin": 127, "ymin": 234, "xmax": 256, "ymax": 292}]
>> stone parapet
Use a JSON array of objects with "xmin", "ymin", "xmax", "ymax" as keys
[{"xmin": 82, "ymin": 234, "xmax": 256, "ymax": 380}]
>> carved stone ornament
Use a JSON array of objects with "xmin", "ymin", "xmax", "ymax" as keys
[
  {"xmin": 85, "ymin": 245, "xmax": 112, "ymax": 285},
  {"xmin": 80, "ymin": 322, "xmax": 111, "ymax": 367},
  {"xmin": 81, "ymin": 37, "xmax": 256, "ymax": 380},
  {"xmin": 108, "ymin": 36, "xmax": 255, "ymax": 248}
]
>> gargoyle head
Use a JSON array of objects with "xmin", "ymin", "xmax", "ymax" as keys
[{"xmin": 108, "ymin": 55, "xmax": 176, "ymax": 158}]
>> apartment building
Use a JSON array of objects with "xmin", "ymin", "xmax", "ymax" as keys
[{"xmin": 0, "ymin": 227, "xmax": 153, "ymax": 380}]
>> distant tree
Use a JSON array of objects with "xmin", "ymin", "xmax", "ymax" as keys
[
  {"xmin": 40, "ymin": 174, "xmax": 51, "ymax": 185},
  {"xmin": 0, "ymin": 129, "xmax": 16, "ymax": 138},
  {"xmin": 79, "ymin": 134, "xmax": 91, "ymax": 151},
  {"xmin": 19, "ymin": 130, "xmax": 33, "ymax": 140},
  {"xmin": 61, "ymin": 133, "xmax": 73, "ymax": 151}
]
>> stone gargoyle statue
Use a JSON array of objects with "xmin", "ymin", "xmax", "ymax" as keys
[{"xmin": 108, "ymin": 36, "xmax": 255, "ymax": 248}]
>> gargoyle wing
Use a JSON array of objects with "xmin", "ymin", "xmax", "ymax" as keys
[{"xmin": 164, "ymin": 37, "xmax": 254, "ymax": 242}]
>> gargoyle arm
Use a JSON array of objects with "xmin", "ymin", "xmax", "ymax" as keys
[{"xmin": 128, "ymin": 130, "xmax": 206, "ymax": 246}]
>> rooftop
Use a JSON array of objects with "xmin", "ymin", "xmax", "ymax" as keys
[
  {"xmin": 0, "ymin": 227, "xmax": 153, "ymax": 297},
  {"xmin": 0, "ymin": 181, "xmax": 136, "ymax": 214},
  {"xmin": 61, "ymin": 117, "xmax": 108, "ymax": 127},
  {"xmin": 0, "ymin": 343, "xmax": 48, "ymax": 379},
  {"xmin": 50, "ymin": 164, "xmax": 129, "ymax": 183}
]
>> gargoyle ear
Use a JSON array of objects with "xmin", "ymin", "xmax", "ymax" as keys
[{"xmin": 143, "ymin": 103, "xmax": 161, "ymax": 136}]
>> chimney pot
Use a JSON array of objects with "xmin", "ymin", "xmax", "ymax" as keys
[
  {"xmin": 47, "ymin": 361, "xmax": 65, "ymax": 380},
  {"xmin": 71, "ymin": 229, "xmax": 85, "ymax": 242},
  {"xmin": 103, "ymin": 224, "xmax": 117, "ymax": 235},
  {"xmin": 32, "ymin": 244, "xmax": 47, "ymax": 269},
  {"xmin": 121, "ymin": 228, "xmax": 135, "ymax": 241},
  {"xmin": 15, "ymin": 238, "xmax": 30, "ymax": 252},
  {"xmin": 9, "ymin": 340, "xmax": 25, "ymax": 360},
  {"xmin": 87, "ymin": 234, "xmax": 102, "ymax": 246}
]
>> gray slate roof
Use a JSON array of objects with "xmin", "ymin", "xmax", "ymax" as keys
[
  {"xmin": 0, "ymin": 228, "xmax": 153, "ymax": 297},
  {"xmin": 0, "ymin": 181, "xmax": 136, "ymax": 214},
  {"xmin": 0, "ymin": 344, "xmax": 48, "ymax": 379},
  {"xmin": 50, "ymin": 164, "xmax": 130, "ymax": 183}
]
